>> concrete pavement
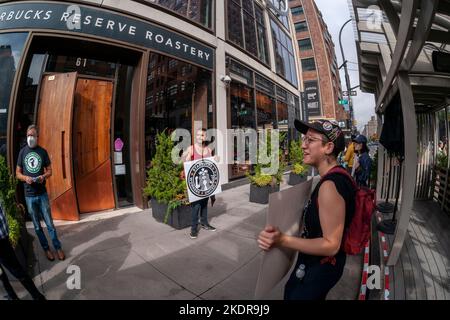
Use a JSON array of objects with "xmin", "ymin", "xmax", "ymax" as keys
[{"xmin": 1, "ymin": 177, "xmax": 362, "ymax": 300}]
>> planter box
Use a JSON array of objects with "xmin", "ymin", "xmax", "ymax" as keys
[
  {"xmin": 168, "ymin": 205, "xmax": 192, "ymax": 230},
  {"xmin": 150, "ymin": 198, "xmax": 167, "ymax": 223},
  {"xmin": 150, "ymin": 198, "xmax": 191, "ymax": 230},
  {"xmin": 288, "ymin": 172, "xmax": 307, "ymax": 186},
  {"xmin": 249, "ymin": 184, "xmax": 280, "ymax": 204}
]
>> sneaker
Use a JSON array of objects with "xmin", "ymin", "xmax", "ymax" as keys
[
  {"xmin": 201, "ymin": 224, "xmax": 216, "ymax": 231},
  {"xmin": 190, "ymin": 230, "xmax": 198, "ymax": 239}
]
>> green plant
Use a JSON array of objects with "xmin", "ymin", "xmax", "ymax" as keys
[
  {"xmin": 289, "ymin": 139, "xmax": 303, "ymax": 164},
  {"xmin": 289, "ymin": 139, "xmax": 308, "ymax": 175},
  {"xmin": 292, "ymin": 163, "xmax": 307, "ymax": 176},
  {"xmin": 143, "ymin": 131, "xmax": 188, "ymax": 224},
  {"xmin": 437, "ymin": 151, "xmax": 448, "ymax": 169},
  {"xmin": 247, "ymin": 130, "xmax": 284, "ymax": 187},
  {"xmin": 0, "ymin": 155, "xmax": 22, "ymax": 247}
]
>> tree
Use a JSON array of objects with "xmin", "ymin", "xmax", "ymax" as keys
[
  {"xmin": 0, "ymin": 155, "xmax": 22, "ymax": 247},
  {"xmin": 143, "ymin": 131, "xmax": 188, "ymax": 222}
]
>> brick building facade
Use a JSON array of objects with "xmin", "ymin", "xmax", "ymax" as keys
[{"xmin": 289, "ymin": 0, "xmax": 349, "ymax": 124}]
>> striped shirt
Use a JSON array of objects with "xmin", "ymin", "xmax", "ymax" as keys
[{"xmin": 0, "ymin": 204, "xmax": 9, "ymax": 240}]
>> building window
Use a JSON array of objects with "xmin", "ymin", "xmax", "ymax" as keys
[
  {"xmin": 294, "ymin": 21, "xmax": 308, "ymax": 33},
  {"xmin": 298, "ymin": 38, "xmax": 312, "ymax": 51},
  {"xmin": 145, "ymin": 52, "xmax": 212, "ymax": 165},
  {"xmin": 145, "ymin": 0, "xmax": 213, "ymax": 29},
  {"xmin": 227, "ymin": 0, "xmax": 269, "ymax": 64},
  {"xmin": 267, "ymin": 0, "xmax": 290, "ymax": 31},
  {"xmin": 0, "ymin": 32, "xmax": 28, "ymax": 159},
  {"xmin": 301, "ymin": 57, "xmax": 316, "ymax": 71},
  {"xmin": 255, "ymin": 75, "xmax": 277, "ymax": 131},
  {"xmin": 291, "ymin": 6, "xmax": 304, "ymax": 15},
  {"xmin": 270, "ymin": 19, "xmax": 298, "ymax": 87}
]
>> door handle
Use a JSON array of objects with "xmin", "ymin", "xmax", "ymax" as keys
[{"xmin": 61, "ymin": 131, "xmax": 66, "ymax": 179}]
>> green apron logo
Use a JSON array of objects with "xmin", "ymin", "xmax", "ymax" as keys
[{"xmin": 24, "ymin": 152, "xmax": 42, "ymax": 174}]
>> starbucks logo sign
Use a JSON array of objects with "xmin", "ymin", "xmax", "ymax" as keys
[
  {"xmin": 187, "ymin": 159, "xmax": 220, "ymax": 198},
  {"xmin": 24, "ymin": 152, "xmax": 42, "ymax": 174}
]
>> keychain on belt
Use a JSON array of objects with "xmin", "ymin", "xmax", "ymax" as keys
[{"xmin": 295, "ymin": 263, "xmax": 306, "ymax": 280}]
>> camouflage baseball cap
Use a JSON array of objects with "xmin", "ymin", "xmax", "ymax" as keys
[{"xmin": 294, "ymin": 119, "xmax": 345, "ymax": 154}]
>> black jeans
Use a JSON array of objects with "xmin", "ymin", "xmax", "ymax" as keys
[
  {"xmin": 0, "ymin": 237, "xmax": 45, "ymax": 300},
  {"xmin": 191, "ymin": 198, "xmax": 209, "ymax": 231},
  {"xmin": 284, "ymin": 251, "xmax": 346, "ymax": 300}
]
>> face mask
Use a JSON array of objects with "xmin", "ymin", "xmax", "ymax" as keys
[{"xmin": 27, "ymin": 136, "xmax": 37, "ymax": 148}]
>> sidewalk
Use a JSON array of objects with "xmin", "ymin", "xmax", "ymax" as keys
[{"xmin": 1, "ymin": 177, "xmax": 362, "ymax": 300}]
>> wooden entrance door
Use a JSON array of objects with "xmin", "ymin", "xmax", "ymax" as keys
[
  {"xmin": 73, "ymin": 79, "xmax": 115, "ymax": 213},
  {"xmin": 37, "ymin": 73, "xmax": 79, "ymax": 221}
]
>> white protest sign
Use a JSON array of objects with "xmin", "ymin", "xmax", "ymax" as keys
[{"xmin": 184, "ymin": 157, "xmax": 222, "ymax": 203}]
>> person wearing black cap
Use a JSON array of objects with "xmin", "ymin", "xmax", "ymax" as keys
[
  {"xmin": 353, "ymin": 135, "xmax": 372, "ymax": 188},
  {"xmin": 258, "ymin": 119, "xmax": 356, "ymax": 300}
]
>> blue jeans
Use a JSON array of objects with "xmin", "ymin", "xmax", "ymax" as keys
[
  {"xmin": 191, "ymin": 198, "xmax": 209, "ymax": 232},
  {"xmin": 25, "ymin": 193, "xmax": 61, "ymax": 251}
]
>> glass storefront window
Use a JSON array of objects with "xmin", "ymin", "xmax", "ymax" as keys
[
  {"xmin": 230, "ymin": 82, "xmax": 256, "ymax": 129},
  {"xmin": 227, "ymin": 0, "xmax": 269, "ymax": 64},
  {"xmin": 145, "ymin": 52, "xmax": 212, "ymax": 167},
  {"xmin": 276, "ymin": 87, "xmax": 289, "ymax": 157},
  {"xmin": 227, "ymin": 58, "xmax": 301, "ymax": 178},
  {"xmin": 114, "ymin": 65, "xmax": 135, "ymax": 207},
  {"xmin": 144, "ymin": 0, "xmax": 214, "ymax": 29},
  {"xmin": 276, "ymin": 88, "xmax": 289, "ymax": 130},
  {"xmin": 0, "ymin": 32, "xmax": 28, "ymax": 159},
  {"xmin": 13, "ymin": 54, "xmax": 46, "ymax": 160},
  {"xmin": 256, "ymin": 91, "xmax": 276, "ymax": 130},
  {"xmin": 229, "ymin": 81, "xmax": 255, "ymax": 179}
]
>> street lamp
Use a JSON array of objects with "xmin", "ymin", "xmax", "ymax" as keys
[{"xmin": 339, "ymin": 18, "xmax": 356, "ymax": 133}]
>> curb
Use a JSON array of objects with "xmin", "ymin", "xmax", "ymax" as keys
[
  {"xmin": 376, "ymin": 213, "xmax": 390, "ymax": 300},
  {"xmin": 358, "ymin": 240, "xmax": 370, "ymax": 300}
]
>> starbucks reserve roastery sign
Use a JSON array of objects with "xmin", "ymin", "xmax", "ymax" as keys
[{"xmin": 0, "ymin": 2, "xmax": 214, "ymax": 68}]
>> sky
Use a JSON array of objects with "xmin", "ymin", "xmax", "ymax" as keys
[{"xmin": 314, "ymin": 0, "xmax": 376, "ymax": 132}]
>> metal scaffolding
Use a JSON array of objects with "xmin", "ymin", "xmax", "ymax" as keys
[{"xmin": 350, "ymin": 0, "xmax": 450, "ymax": 266}]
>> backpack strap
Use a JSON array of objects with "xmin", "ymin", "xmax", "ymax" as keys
[
  {"xmin": 313, "ymin": 166, "xmax": 356, "ymax": 261},
  {"xmin": 313, "ymin": 166, "xmax": 356, "ymax": 199}
]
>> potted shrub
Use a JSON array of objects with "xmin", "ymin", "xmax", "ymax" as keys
[
  {"xmin": 143, "ymin": 131, "xmax": 191, "ymax": 230},
  {"xmin": 288, "ymin": 139, "xmax": 308, "ymax": 185},
  {"xmin": 248, "ymin": 130, "xmax": 284, "ymax": 204},
  {"xmin": 0, "ymin": 155, "xmax": 32, "ymax": 269}
]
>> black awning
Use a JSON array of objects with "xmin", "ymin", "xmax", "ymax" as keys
[{"xmin": 379, "ymin": 93, "xmax": 405, "ymax": 158}]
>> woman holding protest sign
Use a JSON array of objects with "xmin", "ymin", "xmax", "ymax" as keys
[{"xmin": 258, "ymin": 119, "xmax": 357, "ymax": 300}]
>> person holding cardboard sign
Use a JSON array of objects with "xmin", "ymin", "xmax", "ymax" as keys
[
  {"xmin": 258, "ymin": 120, "xmax": 356, "ymax": 300},
  {"xmin": 182, "ymin": 128, "xmax": 217, "ymax": 239}
]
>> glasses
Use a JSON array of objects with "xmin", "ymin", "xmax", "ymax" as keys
[{"xmin": 301, "ymin": 135, "xmax": 327, "ymax": 145}]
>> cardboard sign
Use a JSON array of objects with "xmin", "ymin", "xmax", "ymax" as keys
[
  {"xmin": 184, "ymin": 157, "xmax": 222, "ymax": 203},
  {"xmin": 254, "ymin": 178, "xmax": 315, "ymax": 299}
]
